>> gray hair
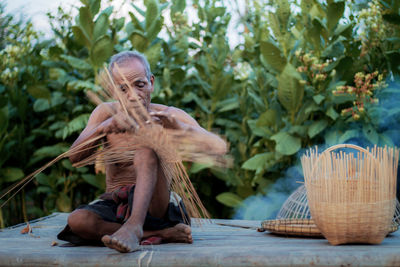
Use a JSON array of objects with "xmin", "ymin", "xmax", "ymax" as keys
[{"xmin": 108, "ymin": 50, "xmax": 152, "ymax": 81}]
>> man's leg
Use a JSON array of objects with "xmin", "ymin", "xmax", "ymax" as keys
[
  {"xmin": 101, "ymin": 147, "xmax": 190, "ymax": 252},
  {"xmin": 67, "ymin": 209, "xmax": 120, "ymax": 240},
  {"xmin": 67, "ymin": 208, "xmax": 192, "ymax": 245}
]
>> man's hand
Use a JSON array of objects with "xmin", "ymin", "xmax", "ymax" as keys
[
  {"xmin": 149, "ymin": 111, "xmax": 188, "ymax": 130},
  {"xmin": 97, "ymin": 114, "xmax": 136, "ymax": 134}
]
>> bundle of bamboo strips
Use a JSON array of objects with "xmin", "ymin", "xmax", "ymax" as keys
[{"xmin": 301, "ymin": 144, "xmax": 399, "ymax": 245}]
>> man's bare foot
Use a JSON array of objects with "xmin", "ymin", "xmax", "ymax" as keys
[
  {"xmin": 101, "ymin": 224, "xmax": 143, "ymax": 253},
  {"xmin": 158, "ymin": 223, "xmax": 193, "ymax": 243}
]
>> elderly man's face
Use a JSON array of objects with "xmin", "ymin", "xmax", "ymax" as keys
[{"xmin": 111, "ymin": 58, "xmax": 154, "ymax": 109}]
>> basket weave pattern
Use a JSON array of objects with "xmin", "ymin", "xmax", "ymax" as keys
[
  {"xmin": 302, "ymin": 144, "xmax": 399, "ymax": 245},
  {"xmin": 262, "ymin": 218, "xmax": 322, "ymax": 237},
  {"xmin": 311, "ymin": 200, "xmax": 395, "ymax": 244}
]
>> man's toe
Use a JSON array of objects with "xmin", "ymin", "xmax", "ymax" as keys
[
  {"xmin": 109, "ymin": 237, "xmax": 120, "ymax": 249},
  {"xmin": 102, "ymin": 235, "xmax": 118, "ymax": 250},
  {"xmin": 111, "ymin": 237, "xmax": 119, "ymax": 245},
  {"xmin": 102, "ymin": 235, "xmax": 112, "ymax": 245},
  {"xmin": 182, "ymin": 224, "xmax": 191, "ymax": 234},
  {"xmin": 121, "ymin": 242, "xmax": 130, "ymax": 252},
  {"xmin": 117, "ymin": 243, "xmax": 128, "ymax": 253}
]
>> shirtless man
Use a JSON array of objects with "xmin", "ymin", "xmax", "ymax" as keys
[{"xmin": 59, "ymin": 51, "xmax": 227, "ymax": 253}]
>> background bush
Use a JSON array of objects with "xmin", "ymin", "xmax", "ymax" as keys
[{"xmin": 1, "ymin": 0, "xmax": 399, "ymax": 226}]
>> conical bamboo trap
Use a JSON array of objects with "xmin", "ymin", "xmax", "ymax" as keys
[
  {"xmin": 262, "ymin": 184, "xmax": 399, "ymax": 237},
  {"xmin": 301, "ymin": 144, "xmax": 399, "ymax": 245}
]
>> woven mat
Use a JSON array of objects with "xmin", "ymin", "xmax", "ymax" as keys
[{"xmin": 261, "ymin": 219, "xmax": 398, "ymax": 237}]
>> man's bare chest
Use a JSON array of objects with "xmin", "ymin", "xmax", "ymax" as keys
[
  {"xmin": 106, "ymin": 132, "xmax": 136, "ymax": 146},
  {"xmin": 105, "ymin": 133, "xmax": 136, "ymax": 168}
]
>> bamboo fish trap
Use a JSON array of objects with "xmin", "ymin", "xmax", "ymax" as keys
[
  {"xmin": 262, "ymin": 184, "xmax": 399, "ymax": 237},
  {"xmin": 301, "ymin": 144, "xmax": 399, "ymax": 245}
]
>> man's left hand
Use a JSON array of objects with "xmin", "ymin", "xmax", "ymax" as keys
[{"xmin": 149, "ymin": 111, "xmax": 187, "ymax": 130}]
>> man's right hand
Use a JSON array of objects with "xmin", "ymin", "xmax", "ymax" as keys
[
  {"xmin": 97, "ymin": 114, "xmax": 136, "ymax": 134},
  {"xmin": 70, "ymin": 102, "xmax": 136, "ymax": 164}
]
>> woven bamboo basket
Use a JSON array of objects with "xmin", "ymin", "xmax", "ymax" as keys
[
  {"xmin": 302, "ymin": 144, "xmax": 399, "ymax": 245},
  {"xmin": 262, "ymin": 184, "xmax": 399, "ymax": 237}
]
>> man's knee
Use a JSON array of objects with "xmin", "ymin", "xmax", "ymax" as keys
[
  {"xmin": 134, "ymin": 147, "xmax": 158, "ymax": 166},
  {"xmin": 68, "ymin": 209, "xmax": 99, "ymax": 233}
]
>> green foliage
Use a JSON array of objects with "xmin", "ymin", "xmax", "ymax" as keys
[
  {"xmin": 216, "ymin": 0, "xmax": 400, "ymax": 216},
  {"xmin": 216, "ymin": 192, "xmax": 243, "ymax": 208},
  {"xmin": 0, "ymin": 0, "xmax": 399, "ymax": 225},
  {"xmin": 0, "ymin": 3, "xmax": 101, "ymax": 226}
]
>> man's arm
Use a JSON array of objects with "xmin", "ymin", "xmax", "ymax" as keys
[
  {"xmin": 69, "ymin": 102, "xmax": 115, "ymax": 164},
  {"xmin": 151, "ymin": 106, "xmax": 228, "ymax": 155}
]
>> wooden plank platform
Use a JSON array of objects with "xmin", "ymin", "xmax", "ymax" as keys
[{"xmin": 0, "ymin": 213, "xmax": 399, "ymax": 266}]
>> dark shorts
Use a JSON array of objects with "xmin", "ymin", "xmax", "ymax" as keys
[{"xmin": 57, "ymin": 188, "xmax": 190, "ymax": 245}]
